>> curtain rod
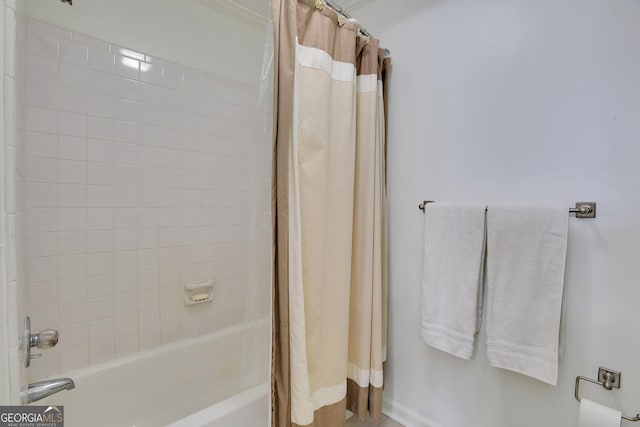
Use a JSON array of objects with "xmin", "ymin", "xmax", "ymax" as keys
[
  {"xmin": 323, "ymin": 0, "xmax": 372, "ymax": 38},
  {"xmin": 319, "ymin": 0, "xmax": 390, "ymax": 57}
]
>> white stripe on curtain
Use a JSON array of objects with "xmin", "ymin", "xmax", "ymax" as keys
[
  {"xmin": 296, "ymin": 41, "xmax": 355, "ymax": 81},
  {"xmin": 289, "ymin": 37, "xmax": 314, "ymax": 425},
  {"xmin": 356, "ymin": 74, "xmax": 378, "ymax": 93},
  {"xmin": 347, "ymin": 363, "xmax": 384, "ymax": 388}
]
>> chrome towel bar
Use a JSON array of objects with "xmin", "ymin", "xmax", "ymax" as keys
[{"xmin": 418, "ymin": 201, "xmax": 596, "ymax": 218}]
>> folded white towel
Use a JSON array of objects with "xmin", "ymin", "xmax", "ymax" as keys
[
  {"xmin": 485, "ymin": 206, "xmax": 568, "ymax": 385},
  {"xmin": 420, "ymin": 203, "xmax": 487, "ymax": 359}
]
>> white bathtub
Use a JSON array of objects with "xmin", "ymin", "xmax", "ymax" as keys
[{"xmin": 35, "ymin": 320, "xmax": 269, "ymax": 427}]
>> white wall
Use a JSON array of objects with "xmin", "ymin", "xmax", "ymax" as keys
[
  {"xmin": 25, "ymin": 0, "xmax": 266, "ymax": 85},
  {"xmin": 357, "ymin": 1, "xmax": 640, "ymax": 426}
]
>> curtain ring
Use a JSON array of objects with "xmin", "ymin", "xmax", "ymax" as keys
[
  {"xmin": 337, "ymin": 14, "xmax": 347, "ymax": 27},
  {"xmin": 314, "ymin": 0, "xmax": 324, "ymax": 10}
]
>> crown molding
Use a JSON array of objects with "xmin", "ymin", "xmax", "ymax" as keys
[{"xmin": 193, "ymin": 0, "xmax": 269, "ymax": 29}]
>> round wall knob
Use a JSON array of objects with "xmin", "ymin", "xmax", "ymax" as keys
[{"xmin": 30, "ymin": 329, "xmax": 59, "ymax": 349}]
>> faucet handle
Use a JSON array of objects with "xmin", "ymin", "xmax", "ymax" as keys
[{"xmin": 30, "ymin": 329, "xmax": 59, "ymax": 349}]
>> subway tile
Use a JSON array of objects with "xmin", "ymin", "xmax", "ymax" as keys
[
  {"xmin": 137, "ymin": 228, "xmax": 158, "ymax": 249},
  {"xmin": 26, "ymin": 106, "xmax": 57, "ymax": 133},
  {"xmin": 116, "ymin": 55, "xmax": 139, "ymax": 80},
  {"xmin": 60, "ymin": 299, "xmax": 88, "ymax": 325},
  {"xmin": 114, "ymin": 121, "xmax": 138, "ymax": 144},
  {"xmin": 113, "ymin": 250, "xmax": 136, "ymax": 273},
  {"xmin": 59, "ymin": 111, "xmax": 87, "ymax": 137},
  {"xmin": 27, "ymin": 208, "xmax": 58, "ymax": 233},
  {"xmin": 89, "ymin": 339, "xmax": 115, "ymax": 364},
  {"xmin": 114, "ymin": 142, "xmax": 137, "ymax": 165},
  {"xmin": 138, "ymin": 307, "xmax": 159, "ymax": 330},
  {"xmin": 114, "ymin": 270, "xmax": 137, "ymax": 293},
  {"xmin": 114, "ymin": 77, "xmax": 138, "ymax": 101},
  {"xmin": 87, "ymin": 295, "xmax": 113, "ymax": 320},
  {"xmin": 71, "ymin": 31, "xmax": 110, "ymax": 51},
  {"xmin": 27, "ymin": 233, "xmax": 58, "ymax": 258},
  {"xmin": 137, "ymin": 187, "xmax": 158, "ymax": 207},
  {"xmin": 114, "ymin": 208, "xmax": 137, "ymax": 229},
  {"xmin": 59, "ymin": 86, "xmax": 88, "ymax": 114},
  {"xmin": 59, "ymin": 38, "xmax": 88, "ymax": 67},
  {"xmin": 139, "ymin": 62, "xmax": 162, "ymax": 85},
  {"xmin": 139, "ymin": 82, "xmax": 163, "ymax": 106},
  {"xmin": 89, "ymin": 317, "xmax": 114, "ymax": 341},
  {"xmin": 88, "ymin": 70, "xmax": 115, "ymax": 96},
  {"xmin": 114, "ymin": 314, "xmax": 138, "ymax": 337},
  {"xmin": 58, "ymin": 159, "xmax": 86, "ymax": 184},
  {"xmin": 26, "ymin": 130, "xmax": 57, "ymax": 158},
  {"xmin": 87, "ymin": 207, "xmax": 113, "ymax": 230},
  {"xmin": 59, "ymin": 276, "xmax": 87, "ymax": 302},
  {"xmin": 88, "ymin": 139, "xmax": 114, "ymax": 163},
  {"xmin": 88, "ymin": 162, "xmax": 113, "ymax": 185},
  {"xmin": 138, "ymin": 289, "xmax": 159, "ymax": 313},
  {"xmin": 88, "ymin": 93, "xmax": 114, "ymax": 118},
  {"xmin": 114, "ymin": 292, "xmax": 137, "ymax": 315},
  {"xmin": 88, "ymin": 185, "xmax": 113, "ymax": 207},
  {"xmin": 26, "ymin": 28, "xmax": 58, "ymax": 60},
  {"xmin": 27, "ymin": 54, "xmax": 58, "ymax": 83},
  {"xmin": 58, "ymin": 184, "xmax": 87, "ymax": 207},
  {"xmin": 87, "ymin": 116, "xmax": 114, "ymax": 140},
  {"xmin": 87, "ymin": 252, "xmax": 113, "ymax": 276},
  {"xmin": 115, "ymin": 334, "xmax": 138, "ymax": 357},
  {"xmin": 58, "ymin": 253, "xmax": 87, "ymax": 279},
  {"xmin": 58, "ymin": 231, "xmax": 87, "ymax": 256},
  {"xmin": 112, "ymin": 186, "xmax": 136, "ymax": 207},
  {"xmin": 88, "ymin": 48, "xmax": 115, "ymax": 74},
  {"xmin": 87, "ymin": 230, "xmax": 113, "ymax": 253},
  {"xmin": 58, "ymin": 323, "xmax": 89, "ymax": 349},
  {"xmin": 58, "ymin": 135, "xmax": 87, "ymax": 160},
  {"xmin": 113, "ymin": 165, "xmax": 138, "ymax": 186},
  {"xmin": 138, "ymin": 328, "xmax": 160, "ymax": 351},
  {"xmin": 60, "ymin": 345, "xmax": 89, "ymax": 372},
  {"xmin": 27, "ymin": 256, "xmax": 57, "ymax": 283},
  {"xmin": 26, "ymin": 79, "xmax": 58, "ymax": 109},
  {"xmin": 27, "ymin": 183, "xmax": 58, "ymax": 208},
  {"xmin": 87, "ymin": 273, "xmax": 114, "ymax": 298},
  {"xmin": 114, "ymin": 229, "xmax": 137, "ymax": 251},
  {"xmin": 114, "ymin": 99, "xmax": 139, "ymax": 123},
  {"xmin": 60, "ymin": 62, "xmax": 89, "ymax": 90}
]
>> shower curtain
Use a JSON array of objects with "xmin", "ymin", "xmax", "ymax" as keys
[{"xmin": 271, "ymin": 1, "xmax": 390, "ymax": 425}]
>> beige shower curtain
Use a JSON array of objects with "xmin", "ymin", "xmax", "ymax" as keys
[{"xmin": 271, "ymin": 1, "xmax": 390, "ymax": 426}]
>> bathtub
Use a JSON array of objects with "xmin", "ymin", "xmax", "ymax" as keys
[{"xmin": 35, "ymin": 320, "xmax": 269, "ymax": 427}]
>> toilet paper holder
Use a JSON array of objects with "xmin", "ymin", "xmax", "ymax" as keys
[{"xmin": 575, "ymin": 367, "xmax": 640, "ymax": 422}]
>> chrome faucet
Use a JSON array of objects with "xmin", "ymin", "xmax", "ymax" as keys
[{"xmin": 25, "ymin": 378, "xmax": 75, "ymax": 403}]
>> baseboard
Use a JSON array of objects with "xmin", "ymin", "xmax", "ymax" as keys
[{"xmin": 383, "ymin": 398, "xmax": 444, "ymax": 427}]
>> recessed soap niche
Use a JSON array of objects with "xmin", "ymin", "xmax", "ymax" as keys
[{"xmin": 184, "ymin": 280, "xmax": 214, "ymax": 306}]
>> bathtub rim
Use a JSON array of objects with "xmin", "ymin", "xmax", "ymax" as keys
[{"xmin": 31, "ymin": 317, "xmax": 269, "ymax": 385}]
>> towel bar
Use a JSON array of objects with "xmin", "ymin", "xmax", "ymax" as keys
[
  {"xmin": 418, "ymin": 201, "xmax": 596, "ymax": 218},
  {"xmin": 575, "ymin": 367, "xmax": 640, "ymax": 422}
]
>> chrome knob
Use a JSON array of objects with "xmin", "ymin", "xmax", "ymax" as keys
[{"xmin": 30, "ymin": 329, "xmax": 59, "ymax": 349}]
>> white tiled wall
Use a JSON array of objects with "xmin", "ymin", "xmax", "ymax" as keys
[
  {"xmin": 3, "ymin": 0, "xmax": 28, "ymax": 403},
  {"xmin": 24, "ymin": 19, "xmax": 271, "ymax": 379}
]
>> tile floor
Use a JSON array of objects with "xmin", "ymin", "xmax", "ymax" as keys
[{"xmin": 345, "ymin": 413, "xmax": 404, "ymax": 426}]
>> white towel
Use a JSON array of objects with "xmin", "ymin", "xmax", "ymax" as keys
[
  {"xmin": 420, "ymin": 203, "xmax": 487, "ymax": 359},
  {"xmin": 485, "ymin": 206, "xmax": 568, "ymax": 385},
  {"xmin": 579, "ymin": 399, "xmax": 622, "ymax": 427}
]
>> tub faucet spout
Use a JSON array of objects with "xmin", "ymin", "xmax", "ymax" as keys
[{"xmin": 26, "ymin": 378, "xmax": 75, "ymax": 403}]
